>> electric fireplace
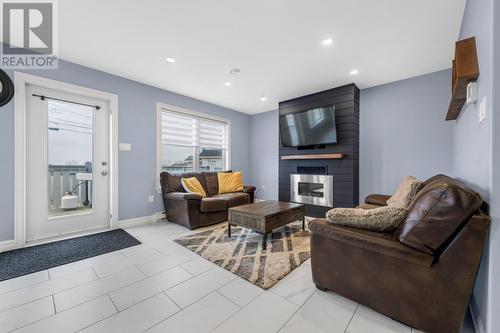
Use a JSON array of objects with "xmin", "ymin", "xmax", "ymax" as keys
[{"xmin": 290, "ymin": 174, "xmax": 333, "ymax": 207}]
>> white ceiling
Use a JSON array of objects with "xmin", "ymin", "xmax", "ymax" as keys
[{"xmin": 56, "ymin": 0, "xmax": 465, "ymax": 114}]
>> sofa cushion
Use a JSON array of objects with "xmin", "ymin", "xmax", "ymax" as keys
[
  {"xmin": 387, "ymin": 176, "xmax": 423, "ymax": 208},
  {"xmin": 326, "ymin": 206, "xmax": 408, "ymax": 232},
  {"xmin": 202, "ymin": 171, "xmax": 231, "ymax": 196},
  {"xmin": 161, "ymin": 172, "xmax": 207, "ymax": 193},
  {"xmin": 200, "ymin": 197, "xmax": 228, "ymax": 213},
  {"xmin": 212, "ymin": 192, "xmax": 250, "ymax": 207},
  {"xmin": 166, "ymin": 192, "xmax": 202, "ymax": 201},
  {"xmin": 395, "ymin": 178, "xmax": 483, "ymax": 255},
  {"xmin": 181, "ymin": 177, "xmax": 207, "ymax": 198},
  {"xmin": 202, "ymin": 172, "xmax": 218, "ymax": 196},
  {"xmin": 218, "ymin": 172, "xmax": 244, "ymax": 194}
]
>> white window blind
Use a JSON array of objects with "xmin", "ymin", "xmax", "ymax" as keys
[{"xmin": 160, "ymin": 109, "xmax": 228, "ymax": 150}]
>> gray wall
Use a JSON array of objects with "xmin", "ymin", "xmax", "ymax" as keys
[
  {"xmin": 453, "ymin": 0, "xmax": 493, "ymax": 201},
  {"xmin": 490, "ymin": 2, "xmax": 500, "ymax": 332},
  {"xmin": 250, "ymin": 110, "xmax": 279, "ymax": 200},
  {"xmin": 0, "ymin": 59, "xmax": 251, "ymax": 242},
  {"xmin": 453, "ymin": 1, "xmax": 497, "ymax": 332},
  {"xmin": 360, "ymin": 69, "xmax": 454, "ymax": 199}
]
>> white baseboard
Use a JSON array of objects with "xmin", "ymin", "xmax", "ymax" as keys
[
  {"xmin": 0, "ymin": 239, "xmax": 16, "ymax": 253},
  {"xmin": 469, "ymin": 295, "xmax": 486, "ymax": 333},
  {"xmin": 116, "ymin": 212, "xmax": 165, "ymax": 228},
  {"xmin": 156, "ymin": 211, "xmax": 166, "ymax": 220}
]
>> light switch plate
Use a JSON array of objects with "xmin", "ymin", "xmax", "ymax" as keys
[
  {"xmin": 119, "ymin": 143, "xmax": 132, "ymax": 151},
  {"xmin": 466, "ymin": 82, "xmax": 478, "ymax": 104},
  {"xmin": 148, "ymin": 194, "xmax": 154, "ymax": 203},
  {"xmin": 479, "ymin": 97, "xmax": 486, "ymax": 123}
]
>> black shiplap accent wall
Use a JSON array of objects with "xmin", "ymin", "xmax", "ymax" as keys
[{"xmin": 278, "ymin": 84, "xmax": 360, "ymax": 217}]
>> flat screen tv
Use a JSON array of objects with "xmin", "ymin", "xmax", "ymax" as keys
[{"xmin": 279, "ymin": 106, "xmax": 337, "ymax": 147}]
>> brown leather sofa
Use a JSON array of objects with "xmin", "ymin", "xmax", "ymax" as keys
[
  {"xmin": 309, "ymin": 174, "xmax": 490, "ymax": 333},
  {"xmin": 160, "ymin": 171, "xmax": 256, "ymax": 229}
]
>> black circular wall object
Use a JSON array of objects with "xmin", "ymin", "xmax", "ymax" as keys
[{"xmin": 0, "ymin": 69, "xmax": 14, "ymax": 107}]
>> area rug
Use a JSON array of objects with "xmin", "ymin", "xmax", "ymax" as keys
[
  {"xmin": 174, "ymin": 221, "xmax": 310, "ymax": 289},
  {"xmin": 0, "ymin": 229, "xmax": 141, "ymax": 281}
]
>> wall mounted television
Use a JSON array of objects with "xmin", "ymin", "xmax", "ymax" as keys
[{"xmin": 279, "ymin": 106, "xmax": 337, "ymax": 147}]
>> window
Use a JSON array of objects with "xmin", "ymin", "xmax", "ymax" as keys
[{"xmin": 158, "ymin": 105, "xmax": 230, "ymax": 175}]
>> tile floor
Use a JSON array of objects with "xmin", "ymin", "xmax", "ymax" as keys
[{"xmin": 0, "ymin": 221, "xmax": 477, "ymax": 333}]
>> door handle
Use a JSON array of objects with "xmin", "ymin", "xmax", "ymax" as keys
[{"xmin": 101, "ymin": 171, "xmax": 108, "ymax": 176}]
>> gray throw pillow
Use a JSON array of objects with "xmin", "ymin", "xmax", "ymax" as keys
[
  {"xmin": 387, "ymin": 176, "xmax": 423, "ymax": 208},
  {"xmin": 326, "ymin": 206, "xmax": 408, "ymax": 232}
]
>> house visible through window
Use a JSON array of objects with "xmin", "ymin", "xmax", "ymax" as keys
[{"xmin": 159, "ymin": 108, "xmax": 229, "ymax": 173}]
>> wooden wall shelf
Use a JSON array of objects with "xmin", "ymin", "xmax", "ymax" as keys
[
  {"xmin": 280, "ymin": 153, "xmax": 344, "ymax": 160},
  {"xmin": 446, "ymin": 37, "xmax": 479, "ymax": 121}
]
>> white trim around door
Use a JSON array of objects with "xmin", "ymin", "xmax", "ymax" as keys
[{"xmin": 14, "ymin": 72, "xmax": 119, "ymax": 249}]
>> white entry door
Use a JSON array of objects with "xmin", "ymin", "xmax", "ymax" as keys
[{"xmin": 26, "ymin": 85, "xmax": 110, "ymax": 241}]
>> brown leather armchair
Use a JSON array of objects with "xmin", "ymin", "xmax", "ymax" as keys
[
  {"xmin": 309, "ymin": 174, "xmax": 490, "ymax": 333},
  {"xmin": 160, "ymin": 171, "xmax": 255, "ymax": 230}
]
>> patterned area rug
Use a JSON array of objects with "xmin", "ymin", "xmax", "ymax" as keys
[{"xmin": 174, "ymin": 221, "xmax": 310, "ymax": 289}]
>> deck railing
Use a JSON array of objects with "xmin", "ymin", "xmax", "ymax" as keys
[{"xmin": 48, "ymin": 165, "xmax": 92, "ymax": 209}]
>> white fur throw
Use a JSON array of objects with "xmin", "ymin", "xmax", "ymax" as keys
[
  {"xmin": 326, "ymin": 206, "xmax": 408, "ymax": 232},
  {"xmin": 386, "ymin": 175, "xmax": 423, "ymax": 208}
]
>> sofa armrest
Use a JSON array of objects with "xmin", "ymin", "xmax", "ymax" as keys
[
  {"xmin": 243, "ymin": 185, "xmax": 256, "ymax": 193},
  {"xmin": 242, "ymin": 185, "xmax": 256, "ymax": 203},
  {"xmin": 365, "ymin": 194, "xmax": 391, "ymax": 206},
  {"xmin": 165, "ymin": 192, "xmax": 203, "ymax": 201},
  {"xmin": 309, "ymin": 218, "xmax": 433, "ymax": 267}
]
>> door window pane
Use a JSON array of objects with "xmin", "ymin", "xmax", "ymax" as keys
[{"xmin": 47, "ymin": 100, "xmax": 93, "ymax": 217}]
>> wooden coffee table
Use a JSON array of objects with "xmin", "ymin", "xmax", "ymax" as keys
[{"xmin": 228, "ymin": 201, "xmax": 305, "ymax": 250}]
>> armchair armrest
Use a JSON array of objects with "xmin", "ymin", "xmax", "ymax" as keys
[
  {"xmin": 309, "ymin": 218, "xmax": 433, "ymax": 267},
  {"xmin": 165, "ymin": 192, "xmax": 203, "ymax": 201},
  {"xmin": 365, "ymin": 194, "xmax": 391, "ymax": 206}
]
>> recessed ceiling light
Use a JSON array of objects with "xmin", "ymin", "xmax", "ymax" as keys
[
  {"xmin": 165, "ymin": 57, "xmax": 175, "ymax": 63},
  {"xmin": 260, "ymin": 96, "xmax": 267, "ymax": 102},
  {"xmin": 229, "ymin": 68, "xmax": 240, "ymax": 75},
  {"xmin": 224, "ymin": 82, "xmax": 231, "ymax": 86},
  {"xmin": 349, "ymin": 69, "xmax": 359, "ymax": 75},
  {"xmin": 322, "ymin": 37, "xmax": 333, "ymax": 46}
]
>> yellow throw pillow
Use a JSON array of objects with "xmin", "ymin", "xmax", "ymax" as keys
[
  {"xmin": 218, "ymin": 171, "xmax": 244, "ymax": 194},
  {"xmin": 181, "ymin": 177, "xmax": 207, "ymax": 198}
]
